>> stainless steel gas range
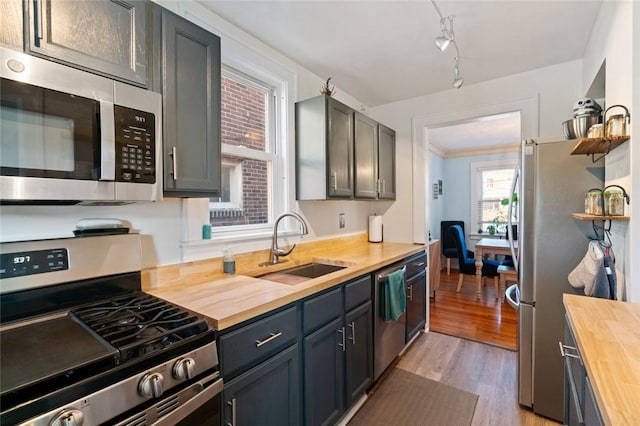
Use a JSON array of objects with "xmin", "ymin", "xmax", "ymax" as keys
[{"xmin": 0, "ymin": 234, "xmax": 222, "ymax": 426}]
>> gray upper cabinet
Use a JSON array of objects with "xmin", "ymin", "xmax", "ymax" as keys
[
  {"xmin": 296, "ymin": 94, "xmax": 395, "ymax": 201},
  {"xmin": 153, "ymin": 6, "xmax": 221, "ymax": 197},
  {"xmin": 377, "ymin": 124, "xmax": 396, "ymax": 200},
  {"xmin": 353, "ymin": 112, "xmax": 396, "ymax": 200},
  {"xmin": 296, "ymin": 95, "xmax": 354, "ymax": 200},
  {"xmin": 354, "ymin": 112, "xmax": 379, "ymax": 199},
  {"xmin": 23, "ymin": 0, "xmax": 148, "ymax": 86}
]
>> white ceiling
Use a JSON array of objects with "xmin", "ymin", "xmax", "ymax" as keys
[{"xmin": 197, "ymin": 0, "xmax": 602, "ymax": 151}]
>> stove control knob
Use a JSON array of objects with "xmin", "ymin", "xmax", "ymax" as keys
[
  {"xmin": 49, "ymin": 409, "xmax": 84, "ymax": 426},
  {"xmin": 138, "ymin": 372, "xmax": 164, "ymax": 398},
  {"xmin": 173, "ymin": 357, "xmax": 196, "ymax": 380}
]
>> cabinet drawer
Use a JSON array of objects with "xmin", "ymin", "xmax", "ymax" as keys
[
  {"xmin": 405, "ymin": 252, "xmax": 427, "ymax": 278},
  {"xmin": 303, "ymin": 287, "xmax": 342, "ymax": 335},
  {"xmin": 220, "ymin": 306, "xmax": 298, "ymax": 378},
  {"xmin": 345, "ymin": 275, "xmax": 371, "ymax": 311}
]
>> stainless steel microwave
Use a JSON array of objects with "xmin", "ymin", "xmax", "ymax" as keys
[{"xmin": 0, "ymin": 47, "xmax": 162, "ymax": 204}]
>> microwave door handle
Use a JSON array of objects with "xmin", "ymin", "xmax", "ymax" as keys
[{"xmin": 100, "ymin": 101, "xmax": 115, "ymax": 181}]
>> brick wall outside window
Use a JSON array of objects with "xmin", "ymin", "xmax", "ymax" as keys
[{"xmin": 211, "ymin": 75, "xmax": 270, "ymax": 226}]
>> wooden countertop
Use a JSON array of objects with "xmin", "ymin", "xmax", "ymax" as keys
[
  {"xmin": 564, "ymin": 294, "xmax": 640, "ymax": 426},
  {"xmin": 145, "ymin": 236, "xmax": 424, "ymax": 330}
]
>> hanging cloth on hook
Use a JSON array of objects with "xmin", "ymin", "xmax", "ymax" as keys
[{"xmin": 568, "ymin": 240, "xmax": 616, "ymax": 299}]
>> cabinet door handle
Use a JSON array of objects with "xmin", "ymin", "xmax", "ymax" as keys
[
  {"xmin": 407, "ymin": 285, "xmax": 413, "ymax": 301},
  {"xmin": 338, "ymin": 327, "xmax": 346, "ymax": 352},
  {"xmin": 170, "ymin": 146, "xmax": 178, "ymax": 180},
  {"xmin": 381, "ymin": 179, "xmax": 386, "ymax": 194},
  {"xmin": 558, "ymin": 341, "xmax": 580, "ymax": 359},
  {"xmin": 226, "ymin": 397, "xmax": 237, "ymax": 426},
  {"xmin": 33, "ymin": 0, "xmax": 43, "ymax": 44},
  {"xmin": 331, "ymin": 172, "xmax": 338, "ymax": 190},
  {"xmin": 347, "ymin": 322, "xmax": 356, "ymax": 345},
  {"xmin": 563, "ymin": 357, "xmax": 584, "ymax": 425},
  {"xmin": 255, "ymin": 331, "xmax": 282, "ymax": 347}
]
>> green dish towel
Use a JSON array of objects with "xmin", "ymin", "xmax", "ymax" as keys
[{"xmin": 382, "ymin": 269, "xmax": 406, "ymax": 322}]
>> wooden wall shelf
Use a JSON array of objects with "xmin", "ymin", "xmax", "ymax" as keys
[
  {"xmin": 571, "ymin": 213, "xmax": 630, "ymax": 221},
  {"xmin": 570, "ymin": 136, "xmax": 630, "ymax": 157}
]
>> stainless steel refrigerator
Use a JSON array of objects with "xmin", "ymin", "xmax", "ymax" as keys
[{"xmin": 506, "ymin": 139, "xmax": 604, "ymax": 421}]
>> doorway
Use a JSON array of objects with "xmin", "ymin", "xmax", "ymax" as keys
[{"xmin": 424, "ymin": 111, "xmax": 521, "ymax": 350}]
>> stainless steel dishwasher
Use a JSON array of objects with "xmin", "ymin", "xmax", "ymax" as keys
[{"xmin": 373, "ymin": 262, "xmax": 407, "ymax": 380}]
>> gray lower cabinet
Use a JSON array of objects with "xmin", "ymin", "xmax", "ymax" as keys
[
  {"xmin": 222, "ymin": 344, "xmax": 301, "ymax": 426},
  {"xmin": 21, "ymin": 0, "xmax": 149, "ymax": 86},
  {"xmin": 153, "ymin": 6, "xmax": 221, "ymax": 197},
  {"xmin": 218, "ymin": 305, "xmax": 301, "ymax": 425},
  {"xmin": 404, "ymin": 251, "xmax": 427, "ymax": 342},
  {"xmin": 562, "ymin": 316, "xmax": 604, "ymax": 426},
  {"xmin": 296, "ymin": 95, "xmax": 354, "ymax": 200},
  {"xmin": 303, "ymin": 276, "xmax": 373, "ymax": 426},
  {"xmin": 405, "ymin": 269, "xmax": 426, "ymax": 342}
]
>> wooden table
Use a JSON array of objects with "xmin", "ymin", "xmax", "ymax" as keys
[{"xmin": 474, "ymin": 238, "xmax": 518, "ymax": 300}]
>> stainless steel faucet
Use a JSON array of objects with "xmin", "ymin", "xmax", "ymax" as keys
[{"xmin": 263, "ymin": 212, "xmax": 308, "ymax": 265}]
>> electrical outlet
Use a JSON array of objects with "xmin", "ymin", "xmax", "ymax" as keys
[{"xmin": 339, "ymin": 213, "xmax": 345, "ymax": 229}]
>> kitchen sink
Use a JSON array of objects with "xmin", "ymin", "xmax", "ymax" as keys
[{"xmin": 258, "ymin": 262, "xmax": 346, "ymax": 284}]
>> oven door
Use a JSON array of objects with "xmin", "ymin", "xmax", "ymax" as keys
[{"xmin": 0, "ymin": 47, "xmax": 116, "ymax": 202}]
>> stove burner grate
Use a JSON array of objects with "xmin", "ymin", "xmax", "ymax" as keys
[{"xmin": 73, "ymin": 293, "xmax": 209, "ymax": 363}]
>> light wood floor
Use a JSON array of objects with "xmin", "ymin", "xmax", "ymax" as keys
[
  {"xmin": 430, "ymin": 269, "xmax": 518, "ymax": 351},
  {"xmin": 397, "ymin": 331, "xmax": 561, "ymax": 426}
]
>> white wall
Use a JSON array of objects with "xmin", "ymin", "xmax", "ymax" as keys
[
  {"xmin": 370, "ymin": 59, "xmax": 584, "ymax": 245},
  {"xmin": 428, "ymin": 152, "xmax": 444, "ymax": 240},
  {"xmin": 0, "ymin": 1, "xmax": 376, "ymax": 266},
  {"xmin": 581, "ymin": 0, "xmax": 635, "ymax": 301}
]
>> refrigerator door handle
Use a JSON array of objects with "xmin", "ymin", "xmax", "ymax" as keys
[
  {"xmin": 506, "ymin": 283, "xmax": 520, "ymax": 310},
  {"xmin": 507, "ymin": 166, "xmax": 520, "ymax": 273}
]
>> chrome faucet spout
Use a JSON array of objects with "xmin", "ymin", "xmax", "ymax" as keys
[{"xmin": 265, "ymin": 212, "xmax": 308, "ymax": 265}]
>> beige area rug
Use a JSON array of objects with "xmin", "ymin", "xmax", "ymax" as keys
[{"xmin": 348, "ymin": 368, "xmax": 478, "ymax": 426}]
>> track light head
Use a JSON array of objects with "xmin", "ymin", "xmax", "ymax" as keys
[
  {"xmin": 432, "ymin": 2, "xmax": 464, "ymax": 90},
  {"xmin": 435, "ymin": 36, "xmax": 450, "ymax": 51},
  {"xmin": 452, "ymin": 60, "xmax": 463, "ymax": 89}
]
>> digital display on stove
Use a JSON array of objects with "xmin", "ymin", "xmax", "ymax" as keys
[{"xmin": 0, "ymin": 248, "xmax": 69, "ymax": 279}]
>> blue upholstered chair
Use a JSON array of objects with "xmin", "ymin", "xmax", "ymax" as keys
[
  {"xmin": 440, "ymin": 220, "xmax": 472, "ymax": 275},
  {"xmin": 449, "ymin": 224, "xmax": 500, "ymax": 295}
]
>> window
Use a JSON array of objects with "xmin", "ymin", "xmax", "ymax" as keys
[
  {"xmin": 470, "ymin": 160, "xmax": 518, "ymax": 234},
  {"xmin": 209, "ymin": 67, "xmax": 282, "ymax": 229}
]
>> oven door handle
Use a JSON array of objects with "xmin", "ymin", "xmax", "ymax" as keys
[{"xmin": 152, "ymin": 373, "xmax": 223, "ymax": 426}]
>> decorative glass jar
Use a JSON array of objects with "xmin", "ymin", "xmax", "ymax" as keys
[
  {"xmin": 604, "ymin": 187, "xmax": 625, "ymax": 216},
  {"xmin": 586, "ymin": 189, "xmax": 603, "ymax": 216}
]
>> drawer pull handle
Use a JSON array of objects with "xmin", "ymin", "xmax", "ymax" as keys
[
  {"xmin": 558, "ymin": 341, "xmax": 580, "ymax": 359},
  {"xmin": 255, "ymin": 331, "xmax": 282, "ymax": 347},
  {"xmin": 413, "ymin": 262, "xmax": 426, "ymax": 267}
]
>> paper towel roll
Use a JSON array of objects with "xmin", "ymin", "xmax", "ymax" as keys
[{"xmin": 368, "ymin": 215, "xmax": 383, "ymax": 243}]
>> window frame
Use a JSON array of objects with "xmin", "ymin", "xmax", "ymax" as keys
[
  {"xmin": 469, "ymin": 159, "xmax": 519, "ymax": 235},
  {"xmin": 205, "ymin": 62, "xmax": 289, "ymax": 240}
]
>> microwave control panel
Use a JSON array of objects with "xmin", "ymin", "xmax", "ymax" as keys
[{"xmin": 114, "ymin": 105, "xmax": 156, "ymax": 183}]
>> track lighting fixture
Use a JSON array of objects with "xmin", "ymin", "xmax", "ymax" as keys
[{"xmin": 431, "ymin": 0, "xmax": 464, "ymax": 89}]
